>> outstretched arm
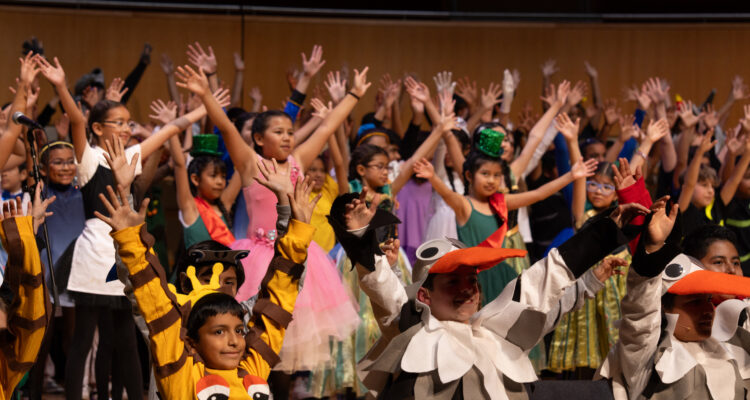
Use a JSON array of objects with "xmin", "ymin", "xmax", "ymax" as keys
[
  {"xmin": 721, "ymin": 138, "xmax": 750, "ymax": 205},
  {"xmin": 293, "ymin": 67, "xmax": 371, "ymax": 171},
  {"xmin": 506, "ymin": 158, "xmax": 598, "ymax": 211},
  {"xmin": 1, "ymin": 54, "xmax": 38, "ymax": 168},
  {"xmin": 414, "ymin": 158, "xmax": 471, "ymax": 226},
  {"xmin": 176, "ymin": 65, "xmax": 258, "ymax": 186},
  {"xmin": 678, "ymin": 130, "xmax": 715, "ymax": 212},
  {"xmin": 36, "ymin": 55, "xmax": 87, "ymax": 162},
  {"xmin": 511, "ymin": 80, "xmax": 571, "ymax": 178}
]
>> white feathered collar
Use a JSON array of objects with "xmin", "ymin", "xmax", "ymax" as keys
[{"xmin": 399, "ymin": 293, "xmax": 538, "ymax": 400}]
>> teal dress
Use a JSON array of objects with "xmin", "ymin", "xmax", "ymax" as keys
[
  {"xmin": 457, "ymin": 199, "xmax": 518, "ymax": 306},
  {"xmin": 182, "ymin": 214, "xmax": 229, "ymax": 249}
]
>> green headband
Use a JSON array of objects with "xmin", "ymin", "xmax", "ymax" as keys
[{"xmin": 477, "ymin": 128, "xmax": 505, "ymax": 158}]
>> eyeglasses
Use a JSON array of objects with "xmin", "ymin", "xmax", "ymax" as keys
[
  {"xmin": 366, "ymin": 163, "xmax": 388, "ymax": 171},
  {"xmin": 49, "ymin": 159, "xmax": 76, "ymax": 167},
  {"xmin": 586, "ymin": 180, "xmax": 615, "ymax": 195},
  {"xmin": 103, "ymin": 120, "xmax": 137, "ymax": 131}
]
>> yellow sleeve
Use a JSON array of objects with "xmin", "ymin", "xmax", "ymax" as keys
[
  {"xmin": 112, "ymin": 224, "xmax": 193, "ymax": 399},
  {"xmin": 0, "ymin": 216, "xmax": 48, "ymax": 399},
  {"xmin": 241, "ymin": 219, "xmax": 315, "ymax": 378}
]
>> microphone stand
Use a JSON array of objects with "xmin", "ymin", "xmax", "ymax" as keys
[{"xmin": 27, "ymin": 127, "xmax": 59, "ymax": 306}]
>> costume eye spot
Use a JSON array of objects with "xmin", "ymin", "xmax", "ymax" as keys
[
  {"xmin": 420, "ymin": 247, "xmax": 439, "ymax": 258},
  {"xmin": 664, "ymin": 263, "xmax": 684, "ymax": 278}
]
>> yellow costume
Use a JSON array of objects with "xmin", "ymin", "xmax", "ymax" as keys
[
  {"xmin": 309, "ymin": 175, "xmax": 338, "ymax": 252},
  {"xmin": 112, "ymin": 219, "xmax": 314, "ymax": 399},
  {"xmin": 0, "ymin": 216, "xmax": 49, "ymax": 400}
]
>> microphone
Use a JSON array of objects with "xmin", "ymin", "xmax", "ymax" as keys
[{"xmin": 12, "ymin": 111, "xmax": 43, "ymax": 130}]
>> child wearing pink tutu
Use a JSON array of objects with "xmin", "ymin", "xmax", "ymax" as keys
[{"xmin": 174, "ymin": 52, "xmax": 371, "ymax": 372}]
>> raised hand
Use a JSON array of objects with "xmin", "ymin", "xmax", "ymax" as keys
[
  {"xmin": 94, "ymin": 185, "xmax": 149, "ymax": 232},
  {"xmin": 55, "ymin": 113, "xmax": 70, "ymax": 140},
  {"xmin": 288, "ymin": 175, "xmax": 322, "ymax": 224},
  {"xmin": 434, "ymin": 70, "xmax": 455, "ymax": 97},
  {"xmin": 645, "ymin": 198, "xmax": 678, "ymax": 253},
  {"xmin": 31, "ymin": 181, "xmax": 55, "ymax": 234},
  {"xmin": 479, "ymin": 82, "xmax": 503, "ymax": 111},
  {"xmin": 350, "ymin": 66, "xmax": 371, "ymax": 98},
  {"xmin": 310, "ymin": 98, "xmax": 333, "ymax": 120},
  {"xmin": 404, "ymin": 76, "xmax": 430, "ymax": 104},
  {"xmin": 593, "ymin": 257, "xmax": 627, "ymax": 282},
  {"xmin": 612, "ymin": 157, "xmax": 642, "ymax": 190},
  {"xmin": 233, "ymin": 52, "xmax": 245, "ymax": 71},
  {"xmin": 344, "ymin": 188, "xmax": 381, "ymax": 231},
  {"xmin": 644, "ymin": 77, "xmax": 669, "ymax": 105},
  {"xmin": 618, "ymin": 114, "xmax": 637, "ymax": 143},
  {"xmin": 186, "ymin": 42, "xmax": 217, "ymax": 75},
  {"xmin": 726, "ymin": 125, "xmax": 744, "ymax": 155},
  {"xmin": 609, "ymin": 202, "xmax": 651, "ymax": 229},
  {"xmin": 413, "ymin": 158, "xmax": 435, "ymax": 180},
  {"xmin": 741, "ymin": 104, "xmax": 750, "ymax": 132},
  {"xmin": 678, "ymin": 100, "xmax": 702, "ymax": 128},
  {"xmin": 583, "ymin": 61, "xmax": 598, "ymax": 79},
  {"xmin": 1, "ymin": 197, "xmax": 24, "ymax": 221},
  {"xmin": 103, "ymin": 136, "xmax": 139, "ymax": 190},
  {"xmin": 148, "ymin": 99, "xmax": 177, "ymax": 125},
  {"xmin": 571, "ymin": 158, "xmax": 598, "ymax": 180},
  {"xmin": 35, "ymin": 55, "xmax": 66, "ymax": 88},
  {"xmin": 159, "ymin": 53, "xmax": 174, "ymax": 75},
  {"xmin": 456, "ymin": 77, "xmax": 478, "ymax": 106},
  {"xmin": 645, "ymin": 118, "xmax": 670, "ymax": 143},
  {"xmin": 254, "ymin": 158, "xmax": 293, "ymax": 199},
  {"xmin": 105, "ymin": 77, "xmax": 129, "ymax": 102},
  {"xmin": 567, "ymin": 80, "xmax": 587, "ymax": 107},
  {"xmin": 554, "ymin": 113, "xmax": 580, "ymax": 142},
  {"xmin": 697, "ymin": 128, "xmax": 716, "ymax": 154},
  {"xmin": 175, "ymin": 65, "xmax": 209, "ymax": 97},
  {"xmin": 502, "ymin": 69, "xmax": 518, "ymax": 95},
  {"xmin": 517, "ymin": 102, "xmax": 538, "ymax": 134},
  {"xmin": 732, "ymin": 75, "xmax": 750, "ymax": 101},
  {"xmin": 213, "ymin": 87, "xmax": 231, "ymax": 108},
  {"xmin": 325, "ymin": 70, "xmax": 347, "ymax": 104},
  {"xmin": 301, "ymin": 44, "xmax": 326, "ymax": 78},
  {"xmin": 19, "ymin": 52, "xmax": 40, "ymax": 85},
  {"xmin": 249, "ymin": 86, "xmax": 262, "ymax": 104},
  {"xmin": 603, "ymin": 98, "xmax": 621, "ymax": 126},
  {"xmin": 703, "ymin": 104, "xmax": 719, "ymax": 130},
  {"xmin": 540, "ymin": 59, "xmax": 558, "ymax": 78},
  {"xmin": 381, "ymin": 238, "xmax": 400, "ymax": 267}
]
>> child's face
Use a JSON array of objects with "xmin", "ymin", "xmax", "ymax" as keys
[
  {"xmin": 0, "ymin": 167, "xmax": 26, "ymax": 192},
  {"xmin": 240, "ymin": 118, "xmax": 255, "ymax": 146},
  {"xmin": 364, "ymin": 135, "xmax": 388, "ymax": 150},
  {"xmin": 468, "ymin": 161, "xmax": 503, "ymax": 199},
  {"xmin": 500, "ymin": 131, "xmax": 514, "ymax": 162},
  {"xmin": 586, "ymin": 174, "xmax": 616, "ymax": 210},
  {"xmin": 254, "ymin": 116, "xmax": 294, "ymax": 161},
  {"xmin": 191, "ymin": 313, "xmax": 246, "ymax": 370},
  {"xmin": 43, "ymin": 147, "xmax": 76, "ymax": 186},
  {"xmin": 583, "ymin": 143, "xmax": 606, "ymax": 163},
  {"xmin": 191, "ymin": 163, "xmax": 226, "ymax": 201},
  {"xmin": 386, "ymin": 144, "xmax": 401, "ymax": 162},
  {"xmin": 700, "ymin": 239, "xmax": 742, "ymax": 276},
  {"xmin": 358, "ymin": 154, "xmax": 390, "ymax": 189},
  {"xmin": 666, "ymin": 294, "xmax": 715, "ymax": 342},
  {"xmin": 305, "ymin": 158, "xmax": 327, "ymax": 192},
  {"xmin": 691, "ymin": 179, "xmax": 715, "ymax": 209},
  {"xmin": 93, "ymin": 106, "xmax": 133, "ymax": 145},
  {"xmin": 417, "ymin": 266, "xmax": 480, "ymax": 324},
  {"xmin": 202, "ymin": 267, "xmax": 238, "ymax": 297}
]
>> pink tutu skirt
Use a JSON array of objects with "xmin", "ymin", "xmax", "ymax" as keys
[{"xmin": 231, "ymin": 236, "xmax": 360, "ymax": 372}]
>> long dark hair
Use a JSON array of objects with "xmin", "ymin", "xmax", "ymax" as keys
[{"xmin": 250, "ymin": 110, "xmax": 292, "ymax": 154}]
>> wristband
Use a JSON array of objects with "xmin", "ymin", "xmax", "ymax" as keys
[
  {"xmin": 347, "ymin": 91, "xmax": 360, "ymax": 100},
  {"xmin": 636, "ymin": 149, "xmax": 648, "ymax": 159}
]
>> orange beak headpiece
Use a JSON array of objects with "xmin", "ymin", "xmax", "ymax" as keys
[{"xmin": 661, "ymin": 254, "xmax": 750, "ymax": 298}]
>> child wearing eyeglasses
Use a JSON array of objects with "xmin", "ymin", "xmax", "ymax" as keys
[{"xmin": 548, "ymin": 159, "xmax": 631, "ymax": 377}]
